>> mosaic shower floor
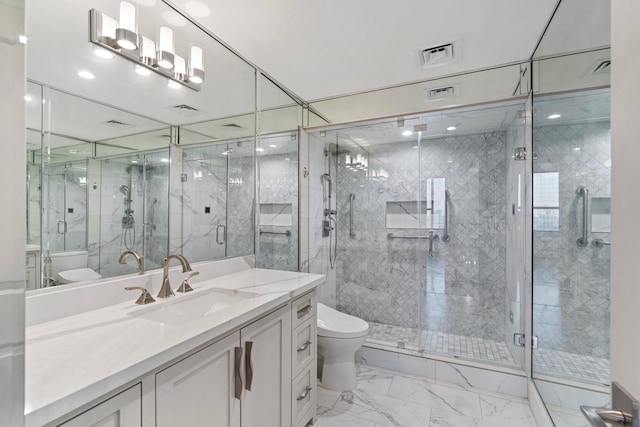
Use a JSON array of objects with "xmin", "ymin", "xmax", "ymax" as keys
[
  {"xmin": 367, "ymin": 323, "xmax": 610, "ymax": 386},
  {"xmin": 367, "ymin": 322, "xmax": 517, "ymax": 366},
  {"xmin": 533, "ymin": 348, "xmax": 609, "ymax": 386}
]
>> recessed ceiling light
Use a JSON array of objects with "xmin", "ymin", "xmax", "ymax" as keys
[
  {"xmin": 18, "ymin": 35, "xmax": 28, "ymax": 44},
  {"xmin": 548, "ymin": 114, "xmax": 561, "ymax": 119},
  {"xmin": 24, "ymin": 95, "xmax": 32, "ymax": 102},
  {"xmin": 167, "ymin": 80, "xmax": 181, "ymax": 89},
  {"xmin": 412, "ymin": 145, "xmax": 419, "ymax": 149},
  {"xmin": 160, "ymin": 158, "xmax": 169, "ymax": 163},
  {"xmin": 573, "ymin": 147, "xmax": 581, "ymax": 151},
  {"xmin": 447, "ymin": 126, "xmax": 456, "ymax": 131},
  {"xmin": 93, "ymin": 47, "xmax": 114, "ymax": 59},
  {"xmin": 402, "ymin": 130, "xmax": 413, "ymax": 137},
  {"xmin": 269, "ymin": 144, "xmax": 277, "ymax": 148},
  {"xmin": 256, "ymin": 148, "xmax": 264, "ymax": 152},
  {"xmin": 77, "ymin": 70, "xmax": 95, "ymax": 80},
  {"xmin": 135, "ymin": 65, "xmax": 151, "ymax": 76}
]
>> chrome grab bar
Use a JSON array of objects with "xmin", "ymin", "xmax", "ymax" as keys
[
  {"xmin": 442, "ymin": 190, "xmax": 451, "ymax": 242},
  {"xmin": 259, "ymin": 229, "xmax": 291, "ymax": 236},
  {"xmin": 576, "ymin": 186, "xmax": 589, "ymax": 247},
  {"xmin": 349, "ymin": 193, "xmax": 356, "ymax": 238},
  {"xmin": 428, "ymin": 230, "xmax": 435, "ymax": 258},
  {"xmin": 592, "ymin": 239, "xmax": 611, "ymax": 248},
  {"xmin": 387, "ymin": 232, "xmax": 440, "ymax": 240}
]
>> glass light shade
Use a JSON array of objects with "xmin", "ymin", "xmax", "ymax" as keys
[
  {"xmin": 140, "ymin": 35, "xmax": 155, "ymax": 64},
  {"xmin": 116, "ymin": 2, "xmax": 138, "ymax": 50},
  {"xmin": 119, "ymin": 2, "xmax": 136, "ymax": 32},
  {"xmin": 98, "ymin": 13, "xmax": 117, "ymax": 44},
  {"xmin": 188, "ymin": 45, "xmax": 204, "ymax": 83},
  {"xmin": 174, "ymin": 55, "xmax": 186, "ymax": 80},
  {"xmin": 158, "ymin": 26, "xmax": 173, "ymax": 52}
]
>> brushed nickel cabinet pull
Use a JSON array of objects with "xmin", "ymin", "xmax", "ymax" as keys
[
  {"xmin": 234, "ymin": 347, "xmax": 242, "ymax": 400},
  {"xmin": 297, "ymin": 386, "xmax": 312, "ymax": 401},
  {"xmin": 297, "ymin": 305, "xmax": 312, "ymax": 318},
  {"xmin": 297, "ymin": 340, "xmax": 312, "ymax": 352},
  {"xmin": 245, "ymin": 341, "xmax": 253, "ymax": 391}
]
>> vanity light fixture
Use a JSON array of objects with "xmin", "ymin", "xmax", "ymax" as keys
[
  {"xmin": 89, "ymin": 8, "xmax": 203, "ymax": 91},
  {"xmin": 115, "ymin": 1, "xmax": 138, "ymax": 50}
]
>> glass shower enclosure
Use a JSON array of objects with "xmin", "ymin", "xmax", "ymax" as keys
[{"xmin": 305, "ymin": 99, "xmax": 529, "ymax": 369}]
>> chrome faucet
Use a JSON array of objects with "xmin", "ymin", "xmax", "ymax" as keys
[
  {"xmin": 158, "ymin": 254, "xmax": 192, "ymax": 298},
  {"xmin": 118, "ymin": 250, "xmax": 144, "ymax": 274}
]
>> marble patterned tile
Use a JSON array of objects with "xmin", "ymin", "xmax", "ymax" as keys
[
  {"xmin": 478, "ymin": 394, "xmax": 537, "ymax": 427},
  {"xmin": 428, "ymin": 408, "xmax": 503, "ymax": 427},
  {"xmin": 386, "ymin": 375, "xmax": 482, "ymax": 419},
  {"xmin": 547, "ymin": 408, "xmax": 591, "ymax": 427},
  {"xmin": 317, "ymin": 386, "xmax": 343, "ymax": 408},
  {"xmin": 315, "ymin": 406, "xmax": 376, "ymax": 427},
  {"xmin": 355, "ymin": 365, "xmax": 395, "ymax": 395},
  {"xmin": 435, "ymin": 361, "xmax": 527, "ymax": 398},
  {"xmin": 333, "ymin": 389, "xmax": 431, "ymax": 427}
]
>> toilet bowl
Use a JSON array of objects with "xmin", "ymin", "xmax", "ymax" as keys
[
  {"xmin": 317, "ymin": 303, "xmax": 369, "ymax": 391},
  {"xmin": 49, "ymin": 250, "xmax": 101, "ymax": 284}
]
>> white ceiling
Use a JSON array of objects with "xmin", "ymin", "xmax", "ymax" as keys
[{"xmin": 168, "ymin": 0, "xmax": 559, "ymax": 101}]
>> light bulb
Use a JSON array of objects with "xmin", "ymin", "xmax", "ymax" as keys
[
  {"xmin": 116, "ymin": 2, "xmax": 138, "ymax": 50},
  {"xmin": 139, "ymin": 35, "xmax": 156, "ymax": 65},
  {"xmin": 156, "ymin": 26, "xmax": 174, "ymax": 69},
  {"xmin": 174, "ymin": 55, "xmax": 186, "ymax": 80},
  {"xmin": 188, "ymin": 45, "xmax": 204, "ymax": 84}
]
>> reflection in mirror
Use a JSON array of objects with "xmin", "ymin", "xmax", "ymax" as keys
[
  {"xmin": 170, "ymin": 139, "xmax": 255, "ymax": 264},
  {"xmin": 256, "ymin": 132, "xmax": 299, "ymax": 271}
]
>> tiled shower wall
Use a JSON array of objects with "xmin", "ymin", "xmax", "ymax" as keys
[
  {"xmin": 533, "ymin": 121, "xmax": 611, "ymax": 359},
  {"xmin": 336, "ymin": 131, "xmax": 508, "ymax": 343},
  {"xmin": 94, "ymin": 156, "xmax": 169, "ymax": 277},
  {"xmin": 257, "ymin": 153, "xmax": 298, "ymax": 271}
]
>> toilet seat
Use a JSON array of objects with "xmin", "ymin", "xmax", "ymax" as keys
[
  {"xmin": 317, "ymin": 303, "xmax": 369, "ymax": 339},
  {"xmin": 57, "ymin": 268, "xmax": 102, "ymax": 283}
]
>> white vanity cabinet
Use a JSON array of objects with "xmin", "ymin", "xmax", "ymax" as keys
[
  {"xmin": 156, "ymin": 332, "xmax": 241, "ymax": 427},
  {"xmin": 155, "ymin": 304, "xmax": 294, "ymax": 427},
  {"xmin": 58, "ymin": 384, "xmax": 141, "ymax": 427}
]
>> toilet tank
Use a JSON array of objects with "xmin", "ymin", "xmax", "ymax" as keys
[{"xmin": 49, "ymin": 250, "xmax": 89, "ymax": 277}]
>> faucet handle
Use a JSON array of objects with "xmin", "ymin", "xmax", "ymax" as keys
[
  {"xmin": 125, "ymin": 286, "xmax": 156, "ymax": 305},
  {"xmin": 176, "ymin": 271, "xmax": 199, "ymax": 293}
]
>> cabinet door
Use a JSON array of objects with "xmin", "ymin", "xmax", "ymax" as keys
[
  {"xmin": 156, "ymin": 332, "xmax": 241, "ymax": 427},
  {"xmin": 241, "ymin": 306, "xmax": 291, "ymax": 427},
  {"xmin": 59, "ymin": 384, "xmax": 141, "ymax": 427}
]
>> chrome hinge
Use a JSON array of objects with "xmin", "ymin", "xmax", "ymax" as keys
[{"xmin": 514, "ymin": 333, "xmax": 538, "ymax": 348}]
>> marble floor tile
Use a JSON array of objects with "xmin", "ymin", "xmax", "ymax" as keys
[
  {"xmin": 315, "ymin": 406, "xmax": 376, "ymax": 427},
  {"xmin": 317, "ymin": 387, "xmax": 343, "ymax": 408},
  {"xmin": 354, "ymin": 365, "xmax": 395, "ymax": 395},
  {"xmin": 387, "ymin": 374, "xmax": 483, "ymax": 419},
  {"xmin": 428, "ymin": 408, "xmax": 503, "ymax": 427},
  {"xmin": 478, "ymin": 394, "xmax": 538, "ymax": 427},
  {"xmin": 547, "ymin": 409, "xmax": 591, "ymax": 427},
  {"xmin": 334, "ymin": 389, "xmax": 431, "ymax": 427}
]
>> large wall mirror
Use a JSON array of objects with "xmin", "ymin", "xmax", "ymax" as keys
[
  {"xmin": 530, "ymin": 0, "xmax": 611, "ymax": 424},
  {"xmin": 25, "ymin": 0, "xmax": 311, "ymax": 290}
]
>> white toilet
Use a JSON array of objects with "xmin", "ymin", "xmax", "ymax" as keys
[
  {"xmin": 49, "ymin": 250, "xmax": 101, "ymax": 284},
  {"xmin": 317, "ymin": 303, "xmax": 369, "ymax": 391}
]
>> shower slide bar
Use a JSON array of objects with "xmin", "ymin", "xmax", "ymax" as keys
[
  {"xmin": 259, "ymin": 229, "xmax": 291, "ymax": 236},
  {"xmin": 576, "ymin": 186, "xmax": 589, "ymax": 247},
  {"xmin": 442, "ymin": 190, "xmax": 451, "ymax": 242},
  {"xmin": 349, "ymin": 193, "xmax": 356, "ymax": 238}
]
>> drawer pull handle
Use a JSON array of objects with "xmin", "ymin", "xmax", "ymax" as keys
[
  {"xmin": 297, "ymin": 386, "xmax": 312, "ymax": 401},
  {"xmin": 297, "ymin": 340, "xmax": 312, "ymax": 352},
  {"xmin": 297, "ymin": 304, "xmax": 312, "ymax": 318},
  {"xmin": 234, "ymin": 347, "xmax": 243, "ymax": 400},
  {"xmin": 245, "ymin": 341, "xmax": 253, "ymax": 391}
]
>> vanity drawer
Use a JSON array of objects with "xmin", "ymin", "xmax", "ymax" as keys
[
  {"xmin": 292, "ymin": 291, "xmax": 315, "ymax": 329},
  {"xmin": 292, "ymin": 366, "xmax": 315, "ymax": 426},
  {"xmin": 292, "ymin": 318, "xmax": 315, "ymax": 377},
  {"xmin": 26, "ymin": 253, "xmax": 36, "ymax": 268}
]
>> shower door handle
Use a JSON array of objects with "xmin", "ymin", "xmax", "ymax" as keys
[
  {"xmin": 442, "ymin": 190, "xmax": 450, "ymax": 242},
  {"xmin": 577, "ymin": 186, "xmax": 589, "ymax": 247},
  {"xmin": 57, "ymin": 220, "xmax": 67, "ymax": 234},
  {"xmin": 216, "ymin": 224, "xmax": 226, "ymax": 245}
]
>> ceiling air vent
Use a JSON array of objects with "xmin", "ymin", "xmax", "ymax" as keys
[
  {"xmin": 417, "ymin": 40, "xmax": 461, "ymax": 69},
  {"xmin": 591, "ymin": 60, "xmax": 611, "ymax": 75},
  {"xmin": 223, "ymin": 123, "xmax": 243, "ymax": 129},
  {"xmin": 423, "ymin": 84, "xmax": 459, "ymax": 102},
  {"xmin": 102, "ymin": 120, "xmax": 134, "ymax": 129},
  {"xmin": 169, "ymin": 104, "xmax": 203, "ymax": 116}
]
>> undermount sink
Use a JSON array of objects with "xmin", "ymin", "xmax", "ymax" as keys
[{"xmin": 128, "ymin": 288, "xmax": 258, "ymax": 325}]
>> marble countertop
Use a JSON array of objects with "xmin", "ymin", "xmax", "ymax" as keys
[{"xmin": 25, "ymin": 268, "xmax": 324, "ymax": 426}]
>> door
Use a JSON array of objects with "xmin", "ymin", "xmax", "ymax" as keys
[
  {"xmin": 240, "ymin": 306, "xmax": 291, "ymax": 427},
  {"xmin": 156, "ymin": 332, "xmax": 241, "ymax": 427}
]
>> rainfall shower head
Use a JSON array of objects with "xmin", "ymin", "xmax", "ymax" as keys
[{"xmin": 119, "ymin": 185, "xmax": 130, "ymax": 196}]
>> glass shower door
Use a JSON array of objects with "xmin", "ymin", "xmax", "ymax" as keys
[{"xmin": 532, "ymin": 90, "xmax": 611, "ymax": 387}]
